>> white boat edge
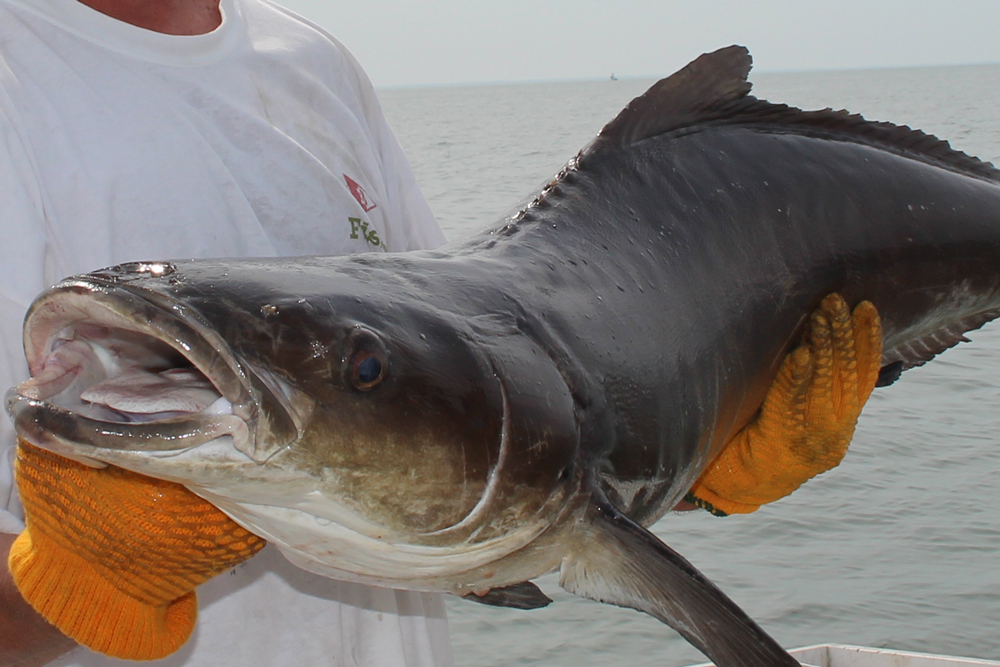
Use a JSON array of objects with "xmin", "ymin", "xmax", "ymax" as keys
[{"xmin": 686, "ymin": 644, "xmax": 1000, "ymax": 667}]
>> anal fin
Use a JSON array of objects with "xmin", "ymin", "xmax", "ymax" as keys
[{"xmin": 560, "ymin": 493, "xmax": 800, "ymax": 667}]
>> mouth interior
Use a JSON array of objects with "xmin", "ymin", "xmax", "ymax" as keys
[{"xmin": 20, "ymin": 323, "xmax": 233, "ymax": 423}]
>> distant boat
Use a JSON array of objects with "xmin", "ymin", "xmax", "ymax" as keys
[{"xmin": 610, "ymin": 73, "xmax": 618, "ymax": 81}]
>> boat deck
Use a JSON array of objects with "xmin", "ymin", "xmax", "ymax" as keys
[{"xmin": 688, "ymin": 644, "xmax": 1000, "ymax": 666}]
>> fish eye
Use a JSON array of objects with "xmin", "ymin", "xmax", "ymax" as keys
[
  {"xmin": 343, "ymin": 327, "xmax": 389, "ymax": 392},
  {"xmin": 351, "ymin": 351, "xmax": 386, "ymax": 390}
]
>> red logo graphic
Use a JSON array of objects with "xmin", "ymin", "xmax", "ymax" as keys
[{"xmin": 344, "ymin": 174, "xmax": 377, "ymax": 213}]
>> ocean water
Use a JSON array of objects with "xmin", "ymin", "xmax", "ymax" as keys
[{"xmin": 377, "ymin": 63, "xmax": 1000, "ymax": 666}]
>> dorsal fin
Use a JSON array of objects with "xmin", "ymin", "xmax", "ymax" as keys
[
  {"xmin": 594, "ymin": 45, "xmax": 754, "ymax": 148},
  {"xmin": 588, "ymin": 45, "xmax": 1000, "ymax": 181}
]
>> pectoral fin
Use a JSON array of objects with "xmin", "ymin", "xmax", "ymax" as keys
[{"xmin": 560, "ymin": 493, "xmax": 799, "ymax": 667}]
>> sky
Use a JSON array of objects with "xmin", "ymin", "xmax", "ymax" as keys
[{"xmin": 275, "ymin": 1, "xmax": 1000, "ymax": 88}]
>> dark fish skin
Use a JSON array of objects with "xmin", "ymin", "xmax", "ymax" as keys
[
  {"xmin": 511, "ymin": 114, "xmax": 1000, "ymax": 523},
  {"xmin": 10, "ymin": 46, "xmax": 1000, "ymax": 666}
]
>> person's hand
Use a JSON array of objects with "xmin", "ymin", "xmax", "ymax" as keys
[
  {"xmin": 9, "ymin": 441, "xmax": 266, "ymax": 660},
  {"xmin": 685, "ymin": 294, "xmax": 882, "ymax": 516}
]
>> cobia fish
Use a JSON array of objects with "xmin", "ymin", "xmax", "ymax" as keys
[{"xmin": 8, "ymin": 46, "xmax": 1000, "ymax": 666}]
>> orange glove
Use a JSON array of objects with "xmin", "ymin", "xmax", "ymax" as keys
[
  {"xmin": 8, "ymin": 441, "xmax": 265, "ymax": 660},
  {"xmin": 686, "ymin": 294, "xmax": 882, "ymax": 516}
]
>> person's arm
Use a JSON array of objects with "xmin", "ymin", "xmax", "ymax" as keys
[
  {"xmin": 1, "ymin": 533, "xmax": 76, "ymax": 667},
  {"xmin": 684, "ymin": 294, "xmax": 882, "ymax": 516}
]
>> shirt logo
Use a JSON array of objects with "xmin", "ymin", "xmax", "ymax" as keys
[
  {"xmin": 349, "ymin": 217, "xmax": 382, "ymax": 248},
  {"xmin": 344, "ymin": 174, "xmax": 377, "ymax": 212}
]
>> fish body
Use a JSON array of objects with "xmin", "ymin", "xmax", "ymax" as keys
[{"xmin": 8, "ymin": 47, "xmax": 1000, "ymax": 666}]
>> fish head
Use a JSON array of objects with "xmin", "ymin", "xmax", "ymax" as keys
[{"xmin": 7, "ymin": 256, "xmax": 581, "ymax": 588}]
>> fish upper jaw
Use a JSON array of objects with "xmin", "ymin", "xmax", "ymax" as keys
[{"xmin": 5, "ymin": 277, "xmax": 301, "ymax": 473}]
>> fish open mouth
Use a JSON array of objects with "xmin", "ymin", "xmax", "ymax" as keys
[{"xmin": 5, "ymin": 278, "xmax": 261, "ymax": 468}]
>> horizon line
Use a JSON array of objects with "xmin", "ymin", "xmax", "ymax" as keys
[{"xmin": 375, "ymin": 58, "xmax": 1000, "ymax": 92}]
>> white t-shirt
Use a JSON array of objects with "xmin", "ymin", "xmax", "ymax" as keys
[{"xmin": 0, "ymin": 0, "xmax": 452, "ymax": 664}]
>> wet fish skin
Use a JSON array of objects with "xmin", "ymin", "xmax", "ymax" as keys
[{"xmin": 10, "ymin": 46, "xmax": 1000, "ymax": 666}]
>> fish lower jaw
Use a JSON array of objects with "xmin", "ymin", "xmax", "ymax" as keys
[{"xmin": 6, "ymin": 388, "xmax": 252, "ymax": 469}]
